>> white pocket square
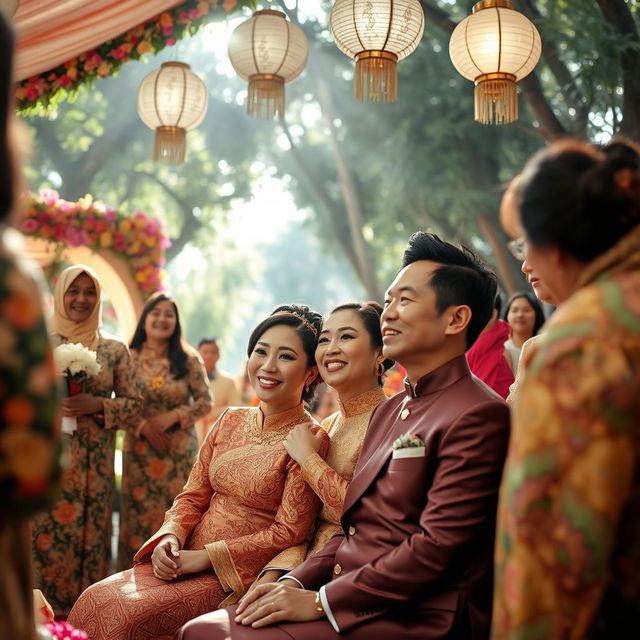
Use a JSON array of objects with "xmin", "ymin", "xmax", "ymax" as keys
[{"xmin": 392, "ymin": 446, "xmax": 426, "ymax": 459}]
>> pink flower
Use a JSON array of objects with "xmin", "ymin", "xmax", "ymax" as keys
[
  {"xmin": 39, "ymin": 189, "xmax": 59, "ymax": 206},
  {"xmin": 57, "ymin": 74, "xmax": 73, "ymax": 88},
  {"xmin": 114, "ymin": 233, "xmax": 127, "ymax": 252},
  {"xmin": 22, "ymin": 218, "xmax": 38, "ymax": 233},
  {"xmin": 166, "ymin": 38, "xmax": 176, "ymax": 46},
  {"xmin": 53, "ymin": 226, "xmax": 65, "ymax": 241},
  {"xmin": 104, "ymin": 210, "xmax": 116, "ymax": 222},
  {"xmin": 83, "ymin": 51, "xmax": 103, "ymax": 72},
  {"xmin": 65, "ymin": 227, "xmax": 84, "ymax": 247},
  {"xmin": 45, "ymin": 620, "xmax": 88, "ymax": 640},
  {"xmin": 161, "ymin": 235, "xmax": 172, "ymax": 249},
  {"xmin": 161, "ymin": 25, "xmax": 174, "ymax": 36},
  {"xmin": 134, "ymin": 211, "xmax": 146, "ymax": 220}
]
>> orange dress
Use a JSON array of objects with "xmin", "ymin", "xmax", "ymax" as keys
[
  {"xmin": 264, "ymin": 387, "xmax": 386, "ymax": 572},
  {"xmin": 67, "ymin": 404, "xmax": 326, "ymax": 640}
]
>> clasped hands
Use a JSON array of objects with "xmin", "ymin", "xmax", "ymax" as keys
[
  {"xmin": 235, "ymin": 580, "xmax": 325, "ymax": 628},
  {"xmin": 151, "ymin": 535, "xmax": 211, "ymax": 580},
  {"xmin": 141, "ymin": 410, "xmax": 178, "ymax": 451}
]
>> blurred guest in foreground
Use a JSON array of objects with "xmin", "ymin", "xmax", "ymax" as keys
[
  {"xmin": 0, "ymin": 12, "xmax": 60, "ymax": 639},
  {"xmin": 493, "ymin": 138, "xmax": 640, "ymax": 639}
]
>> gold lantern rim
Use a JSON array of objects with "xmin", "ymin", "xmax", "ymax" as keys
[
  {"xmin": 252, "ymin": 9, "xmax": 286, "ymax": 18},
  {"xmin": 160, "ymin": 61, "xmax": 191, "ymax": 70},
  {"xmin": 472, "ymin": 0, "xmax": 513, "ymax": 12},
  {"xmin": 474, "ymin": 71, "xmax": 516, "ymax": 85},
  {"xmin": 354, "ymin": 50, "xmax": 399, "ymax": 64}
]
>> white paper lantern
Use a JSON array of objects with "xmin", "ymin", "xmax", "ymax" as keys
[
  {"xmin": 228, "ymin": 10, "xmax": 309, "ymax": 119},
  {"xmin": 136, "ymin": 62, "xmax": 209, "ymax": 164},
  {"xmin": 330, "ymin": 0, "xmax": 425, "ymax": 103},
  {"xmin": 449, "ymin": 0, "xmax": 541, "ymax": 124}
]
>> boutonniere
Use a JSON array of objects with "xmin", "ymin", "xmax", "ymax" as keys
[{"xmin": 392, "ymin": 432, "xmax": 426, "ymax": 458}]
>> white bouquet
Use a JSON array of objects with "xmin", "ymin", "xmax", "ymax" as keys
[{"xmin": 53, "ymin": 343, "xmax": 101, "ymax": 435}]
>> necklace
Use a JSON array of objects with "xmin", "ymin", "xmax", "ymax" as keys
[{"xmin": 141, "ymin": 358, "xmax": 167, "ymax": 390}]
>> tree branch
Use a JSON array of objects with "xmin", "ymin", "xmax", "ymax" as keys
[{"xmin": 596, "ymin": 0, "xmax": 640, "ymax": 138}]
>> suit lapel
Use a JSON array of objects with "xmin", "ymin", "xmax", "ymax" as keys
[{"xmin": 341, "ymin": 401, "xmax": 408, "ymax": 515}]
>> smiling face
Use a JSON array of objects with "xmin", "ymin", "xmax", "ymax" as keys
[
  {"xmin": 315, "ymin": 309, "xmax": 381, "ymax": 400},
  {"xmin": 144, "ymin": 299, "xmax": 178, "ymax": 344},
  {"xmin": 506, "ymin": 296, "xmax": 536, "ymax": 339},
  {"xmin": 247, "ymin": 324, "xmax": 317, "ymax": 413},
  {"xmin": 381, "ymin": 261, "xmax": 465, "ymax": 379},
  {"xmin": 63, "ymin": 273, "xmax": 98, "ymax": 323}
]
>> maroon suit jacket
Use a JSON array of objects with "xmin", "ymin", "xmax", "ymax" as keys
[{"xmin": 287, "ymin": 356, "xmax": 510, "ymax": 639}]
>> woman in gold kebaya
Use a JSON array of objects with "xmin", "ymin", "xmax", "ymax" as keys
[{"xmin": 258, "ymin": 301, "xmax": 393, "ymax": 582}]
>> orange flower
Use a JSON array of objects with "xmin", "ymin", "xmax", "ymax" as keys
[
  {"xmin": 3, "ymin": 292, "xmax": 38, "ymax": 330},
  {"xmin": 52, "ymin": 501, "xmax": 76, "ymax": 525},
  {"xmin": 159, "ymin": 12, "xmax": 173, "ymax": 27},
  {"xmin": 145, "ymin": 458, "xmax": 167, "ymax": 479},
  {"xmin": 36, "ymin": 533, "xmax": 53, "ymax": 551},
  {"xmin": 3, "ymin": 396, "xmax": 35, "ymax": 427},
  {"xmin": 137, "ymin": 40, "xmax": 153, "ymax": 55},
  {"xmin": 132, "ymin": 486, "xmax": 146, "ymax": 501},
  {"xmin": 134, "ymin": 439, "xmax": 147, "ymax": 455}
]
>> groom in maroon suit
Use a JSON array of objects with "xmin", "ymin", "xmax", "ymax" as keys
[{"xmin": 178, "ymin": 232, "xmax": 510, "ymax": 639}]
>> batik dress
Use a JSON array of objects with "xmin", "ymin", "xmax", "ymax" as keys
[
  {"xmin": 264, "ymin": 386, "xmax": 386, "ymax": 572},
  {"xmin": 117, "ymin": 346, "xmax": 212, "ymax": 570},
  {"xmin": 31, "ymin": 336, "xmax": 139, "ymax": 615},
  {"xmin": 0, "ymin": 228, "xmax": 60, "ymax": 640},
  {"xmin": 67, "ymin": 404, "xmax": 328, "ymax": 640},
  {"xmin": 493, "ymin": 227, "xmax": 640, "ymax": 639}
]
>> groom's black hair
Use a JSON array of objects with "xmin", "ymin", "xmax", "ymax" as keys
[{"xmin": 402, "ymin": 232, "xmax": 497, "ymax": 349}]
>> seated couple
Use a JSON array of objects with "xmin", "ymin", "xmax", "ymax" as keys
[{"xmin": 70, "ymin": 233, "xmax": 510, "ymax": 640}]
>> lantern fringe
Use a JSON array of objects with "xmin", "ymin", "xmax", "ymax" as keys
[
  {"xmin": 355, "ymin": 55, "xmax": 397, "ymax": 103},
  {"xmin": 154, "ymin": 126, "xmax": 186, "ymax": 164},
  {"xmin": 247, "ymin": 75, "xmax": 285, "ymax": 119},
  {"xmin": 474, "ymin": 77, "xmax": 517, "ymax": 125}
]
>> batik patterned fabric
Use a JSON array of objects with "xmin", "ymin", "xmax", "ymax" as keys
[
  {"xmin": 493, "ymin": 227, "xmax": 640, "ymax": 639},
  {"xmin": 0, "ymin": 228, "xmax": 60, "ymax": 640},
  {"xmin": 32, "ymin": 336, "xmax": 139, "ymax": 615},
  {"xmin": 67, "ymin": 404, "xmax": 327, "ymax": 640},
  {"xmin": 264, "ymin": 386, "xmax": 386, "ymax": 572},
  {"xmin": 117, "ymin": 346, "xmax": 212, "ymax": 570}
]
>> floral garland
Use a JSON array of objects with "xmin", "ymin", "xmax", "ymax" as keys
[
  {"xmin": 20, "ymin": 190, "xmax": 171, "ymax": 296},
  {"xmin": 16, "ymin": 0, "xmax": 254, "ymax": 114}
]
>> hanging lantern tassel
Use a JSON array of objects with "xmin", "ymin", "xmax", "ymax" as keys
[
  {"xmin": 474, "ymin": 72, "xmax": 517, "ymax": 125},
  {"xmin": 354, "ymin": 51, "xmax": 398, "ymax": 103},
  {"xmin": 247, "ymin": 74, "xmax": 285, "ymax": 119},
  {"xmin": 153, "ymin": 126, "xmax": 187, "ymax": 164}
]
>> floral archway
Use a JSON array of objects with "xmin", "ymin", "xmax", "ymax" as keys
[{"xmin": 20, "ymin": 190, "xmax": 170, "ymax": 338}]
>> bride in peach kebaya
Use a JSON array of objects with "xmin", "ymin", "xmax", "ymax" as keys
[{"xmin": 68, "ymin": 304, "xmax": 328, "ymax": 640}]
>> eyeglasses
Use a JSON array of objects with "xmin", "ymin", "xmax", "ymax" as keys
[{"xmin": 507, "ymin": 237, "xmax": 527, "ymax": 261}]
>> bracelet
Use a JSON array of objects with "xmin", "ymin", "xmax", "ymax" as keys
[{"xmin": 314, "ymin": 592, "xmax": 324, "ymax": 613}]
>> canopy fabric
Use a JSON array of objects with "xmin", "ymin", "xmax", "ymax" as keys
[{"xmin": 13, "ymin": 0, "xmax": 184, "ymax": 81}]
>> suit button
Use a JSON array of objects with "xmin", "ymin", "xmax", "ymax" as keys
[
  {"xmin": 334, "ymin": 563, "xmax": 342, "ymax": 575},
  {"xmin": 348, "ymin": 526, "xmax": 356, "ymax": 536},
  {"xmin": 400, "ymin": 408, "xmax": 410, "ymax": 420}
]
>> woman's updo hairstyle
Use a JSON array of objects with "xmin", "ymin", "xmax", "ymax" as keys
[
  {"xmin": 519, "ymin": 137, "xmax": 640, "ymax": 263},
  {"xmin": 247, "ymin": 304, "xmax": 322, "ymax": 402},
  {"xmin": 329, "ymin": 301, "xmax": 394, "ymax": 385}
]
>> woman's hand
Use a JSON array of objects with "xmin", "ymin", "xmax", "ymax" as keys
[
  {"xmin": 175, "ymin": 549, "xmax": 211, "ymax": 576},
  {"xmin": 235, "ymin": 582, "xmax": 324, "ymax": 628},
  {"xmin": 151, "ymin": 535, "xmax": 180, "ymax": 581},
  {"xmin": 147, "ymin": 411, "xmax": 178, "ymax": 433},
  {"xmin": 243, "ymin": 569, "xmax": 286, "ymax": 602},
  {"xmin": 62, "ymin": 394, "xmax": 104, "ymax": 417},
  {"xmin": 283, "ymin": 423, "xmax": 324, "ymax": 465},
  {"xmin": 140, "ymin": 419, "xmax": 171, "ymax": 451}
]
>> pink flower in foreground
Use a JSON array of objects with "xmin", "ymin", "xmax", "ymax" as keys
[
  {"xmin": 22, "ymin": 218, "xmax": 38, "ymax": 233},
  {"xmin": 83, "ymin": 51, "xmax": 103, "ymax": 72},
  {"xmin": 45, "ymin": 620, "xmax": 88, "ymax": 640}
]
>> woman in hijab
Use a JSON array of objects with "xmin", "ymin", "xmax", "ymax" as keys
[
  {"xmin": 0, "ymin": 11, "xmax": 60, "ymax": 640},
  {"xmin": 31, "ymin": 264, "xmax": 140, "ymax": 616}
]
